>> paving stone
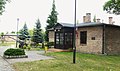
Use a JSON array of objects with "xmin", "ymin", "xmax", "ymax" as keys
[
  {"xmin": 6, "ymin": 51, "xmax": 54, "ymax": 64},
  {"xmin": 0, "ymin": 56, "xmax": 14, "ymax": 71}
]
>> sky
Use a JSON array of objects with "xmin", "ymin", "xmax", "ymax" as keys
[{"xmin": 0, "ymin": 0, "xmax": 120, "ymax": 33}]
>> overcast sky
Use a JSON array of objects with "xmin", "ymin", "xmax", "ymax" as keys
[{"xmin": 0, "ymin": 0, "xmax": 120, "ymax": 33}]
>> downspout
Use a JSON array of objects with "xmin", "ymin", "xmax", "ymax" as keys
[
  {"xmin": 54, "ymin": 29, "xmax": 56, "ymax": 48},
  {"xmin": 63, "ymin": 28, "xmax": 65, "ymax": 49},
  {"xmin": 102, "ymin": 24, "xmax": 106, "ymax": 54}
]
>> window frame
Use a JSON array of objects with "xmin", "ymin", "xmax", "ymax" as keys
[{"xmin": 80, "ymin": 31, "xmax": 87, "ymax": 45}]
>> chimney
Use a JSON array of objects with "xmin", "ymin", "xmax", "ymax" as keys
[
  {"xmin": 86, "ymin": 13, "xmax": 91, "ymax": 23},
  {"xmin": 96, "ymin": 19, "xmax": 101, "ymax": 23},
  {"xmin": 83, "ymin": 16, "xmax": 86, "ymax": 23},
  {"xmin": 109, "ymin": 17, "xmax": 113, "ymax": 24}
]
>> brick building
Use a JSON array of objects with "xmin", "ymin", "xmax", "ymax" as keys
[{"xmin": 48, "ymin": 13, "xmax": 120, "ymax": 55}]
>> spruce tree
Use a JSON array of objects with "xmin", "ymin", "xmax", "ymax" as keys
[
  {"xmin": 32, "ymin": 19, "xmax": 43, "ymax": 45},
  {"xmin": 19, "ymin": 23, "xmax": 29, "ymax": 41},
  {"xmin": 93, "ymin": 15, "xmax": 96, "ymax": 22},
  {"xmin": 45, "ymin": 0, "xmax": 58, "ymax": 41},
  {"xmin": 0, "ymin": 32, "xmax": 4, "ymax": 43}
]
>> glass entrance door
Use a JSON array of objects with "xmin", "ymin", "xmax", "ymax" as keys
[
  {"xmin": 55, "ymin": 32, "xmax": 64, "ymax": 49},
  {"xmin": 64, "ymin": 33, "xmax": 73, "ymax": 49}
]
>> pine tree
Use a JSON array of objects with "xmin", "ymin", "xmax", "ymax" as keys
[
  {"xmin": 93, "ymin": 15, "xmax": 96, "ymax": 22},
  {"xmin": 32, "ymin": 19, "xmax": 43, "ymax": 44},
  {"xmin": 19, "ymin": 23, "xmax": 29, "ymax": 41},
  {"xmin": 45, "ymin": 0, "xmax": 58, "ymax": 41},
  {"xmin": 0, "ymin": 32, "xmax": 4, "ymax": 43}
]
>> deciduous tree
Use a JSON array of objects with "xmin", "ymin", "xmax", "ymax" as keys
[
  {"xmin": 0, "ymin": 0, "xmax": 10, "ymax": 15},
  {"xmin": 103, "ymin": 0, "xmax": 120, "ymax": 15}
]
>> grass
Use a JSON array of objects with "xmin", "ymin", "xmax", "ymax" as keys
[
  {"xmin": 13, "ymin": 52, "xmax": 120, "ymax": 71},
  {"xmin": 28, "ymin": 47, "xmax": 44, "ymax": 51},
  {"xmin": 0, "ymin": 42, "xmax": 15, "ymax": 46}
]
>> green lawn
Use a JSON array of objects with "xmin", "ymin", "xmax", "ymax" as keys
[
  {"xmin": 0, "ymin": 42, "xmax": 15, "ymax": 46},
  {"xmin": 27, "ymin": 47, "xmax": 44, "ymax": 51},
  {"xmin": 13, "ymin": 52, "xmax": 120, "ymax": 71}
]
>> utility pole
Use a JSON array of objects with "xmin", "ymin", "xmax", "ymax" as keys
[
  {"xmin": 73, "ymin": 0, "xmax": 77, "ymax": 64},
  {"xmin": 16, "ymin": 18, "xmax": 19, "ymax": 48}
]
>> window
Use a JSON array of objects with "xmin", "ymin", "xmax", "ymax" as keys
[
  {"xmin": 55, "ymin": 33, "xmax": 63, "ymax": 45},
  {"xmin": 60, "ymin": 33, "xmax": 63, "ymax": 45},
  {"xmin": 80, "ymin": 31, "xmax": 87, "ymax": 44},
  {"xmin": 91, "ymin": 37, "xmax": 95, "ymax": 40},
  {"xmin": 65, "ymin": 33, "xmax": 72, "ymax": 45},
  {"xmin": 56, "ymin": 33, "xmax": 59, "ymax": 44}
]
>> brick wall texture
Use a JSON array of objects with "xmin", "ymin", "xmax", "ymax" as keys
[
  {"xmin": 48, "ymin": 25, "xmax": 120, "ymax": 55},
  {"xmin": 105, "ymin": 26, "xmax": 120, "ymax": 55},
  {"xmin": 76, "ymin": 26, "xmax": 103, "ymax": 54}
]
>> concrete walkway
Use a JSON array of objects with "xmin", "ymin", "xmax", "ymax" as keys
[
  {"xmin": 0, "ymin": 56, "xmax": 15, "ymax": 71},
  {"xmin": 6, "ymin": 51, "xmax": 53, "ymax": 64},
  {"xmin": 0, "ymin": 45, "xmax": 53, "ymax": 71},
  {"xmin": 0, "ymin": 45, "xmax": 15, "ymax": 71}
]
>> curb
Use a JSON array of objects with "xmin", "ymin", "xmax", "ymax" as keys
[{"xmin": 3, "ymin": 55, "xmax": 28, "ymax": 59}]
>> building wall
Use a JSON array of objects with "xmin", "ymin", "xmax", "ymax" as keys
[
  {"xmin": 105, "ymin": 26, "xmax": 120, "ymax": 55},
  {"xmin": 49, "ymin": 31, "xmax": 54, "ymax": 42},
  {"xmin": 76, "ymin": 26, "xmax": 103, "ymax": 54}
]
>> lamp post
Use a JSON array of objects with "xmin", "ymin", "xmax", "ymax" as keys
[
  {"xmin": 73, "ymin": 0, "xmax": 77, "ymax": 64},
  {"xmin": 16, "ymin": 18, "xmax": 19, "ymax": 48}
]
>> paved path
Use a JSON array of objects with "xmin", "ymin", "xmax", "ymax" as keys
[
  {"xmin": 0, "ymin": 56, "xmax": 15, "ymax": 71},
  {"xmin": 0, "ymin": 45, "xmax": 53, "ymax": 71},
  {"xmin": 0, "ymin": 45, "xmax": 15, "ymax": 71},
  {"xmin": 6, "ymin": 51, "xmax": 53, "ymax": 64}
]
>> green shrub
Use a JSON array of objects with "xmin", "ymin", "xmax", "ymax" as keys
[
  {"xmin": 27, "ymin": 45, "xmax": 31, "ymax": 50},
  {"xmin": 4, "ymin": 48, "xmax": 25, "ymax": 56},
  {"xmin": 42, "ymin": 43, "xmax": 44, "ymax": 48},
  {"xmin": 36, "ymin": 43, "xmax": 42, "ymax": 48},
  {"xmin": 45, "ymin": 42, "xmax": 54, "ymax": 47},
  {"xmin": 23, "ymin": 45, "xmax": 27, "ymax": 49}
]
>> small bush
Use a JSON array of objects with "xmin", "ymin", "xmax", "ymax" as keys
[
  {"xmin": 4, "ymin": 48, "xmax": 25, "ymax": 56},
  {"xmin": 30, "ymin": 42, "xmax": 42, "ymax": 48},
  {"xmin": 27, "ymin": 45, "xmax": 31, "ymax": 50},
  {"xmin": 23, "ymin": 45, "xmax": 27, "ymax": 49},
  {"xmin": 45, "ymin": 42, "xmax": 54, "ymax": 48},
  {"xmin": 42, "ymin": 43, "xmax": 44, "ymax": 48},
  {"xmin": 36, "ymin": 43, "xmax": 42, "ymax": 48}
]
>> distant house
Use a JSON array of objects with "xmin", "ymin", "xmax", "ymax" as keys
[
  {"xmin": 48, "ymin": 13, "xmax": 120, "ymax": 55},
  {"xmin": 0, "ymin": 33, "xmax": 22, "ymax": 42},
  {"xmin": 1, "ymin": 34, "xmax": 17, "ymax": 42}
]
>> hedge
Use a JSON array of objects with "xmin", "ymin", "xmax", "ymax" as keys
[
  {"xmin": 45, "ymin": 42, "xmax": 54, "ymax": 47},
  {"xmin": 4, "ymin": 48, "xmax": 25, "ymax": 56}
]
